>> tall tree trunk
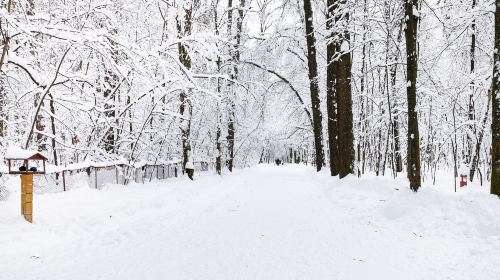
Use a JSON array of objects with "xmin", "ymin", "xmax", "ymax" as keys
[
  {"xmin": 491, "ymin": 0, "xmax": 500, "ymax": 196},
  {"xmin": 226, "ymin": 0, "xmax": 234, "ymax": 172},
  {"xmin": 127, "ymin": 95, "xmax": 133, "ymax": 151},
  {"xmin": 34, "ymin": 95, "xmax": 45, "ymax": 149},
  {"xmin": 177, "ymin": 5, "xmax": 193, "ymax": 172},
  {"xmin": 326, "ymin": 0, "xmax": 339, "ymax": 176},
  {"xmin": 101, "ymin": 26, "xmax": 120, "ymax": 154},
  {"xmin": 330, "ymin": 0, "xmax": 354, "ymax": 178},
  {"xmin": 25, "ymin": 1, "xmax": 45, "ymax": 150},
  {"xmin": 357, "ymin": 0, "xmax": 368, "ymax": 177},
  {"xmin": 0, "ymin": 78, "xmax": 5, "ymax": 138},
  {"xmin": 470, "ymin": 90, "xmax": 491, "ymax": 181},
  {"xmin": 103, "ymin": 67, "xmax": 118, "ymax": 153},
  {"xmin": 214, "ymin": 0, "xmax": 223, "ymax": 175},
  {"xmin": 302, "ymin": 0, "xmax": 324, "ymax": 171},
  {"xmin": 226, "ymin": 0, "xmax": 245, "ymax": 172},
  {"xmin": 49, "ymin": 93, "xmax": 59, "ymax": 180},
  {"xmin": 390, "ymin": 18, "xmax": 404, "ymax": 173},
  {"xmin": 467, "ymin": 0, "xmax": 477, "ymax": 164},
  {"xmin": 404, "ymin": 0, "xmax": 422, "ymax": 191}
]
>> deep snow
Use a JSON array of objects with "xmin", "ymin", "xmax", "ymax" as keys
[{"xmin": 1, "ymin": 164, "xmax": 499, "ymax": 280}]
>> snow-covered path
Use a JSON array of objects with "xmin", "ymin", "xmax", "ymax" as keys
[{"xmin": 1, "ymin": 165, "xmax": 500, "ymax": 280}]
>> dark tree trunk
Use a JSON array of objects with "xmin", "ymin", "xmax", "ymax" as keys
[
  {"xmin": 404, "ymin": 0, "xmax": 422, "ymax": 191},
  {"xmin": 470, "ymin": 90, "xmax": 491, "ymax": 181},
  {"xmin": 467, "ymin": 0, "xmax": 477, "ymax": 164},
  {"xmin": 302, "ymin": 0, "xmax": 325, "ymax": 171},
  {"xmin": 491, "ymin": 0, "xmax": 500, "ymax": 196},
  {"xmin": 335, "ymin": 5, "xmax": 354, "ymax": 178},
  {"xmin": 327, "ymin": 0, "xmax": 354, "ymax": 178},
  {"xmin": 326, "ymin": 0, "xmax": 339, "ymax": 176},
  {"xmin": 226, "ymin": 0, "xmax": 235, "ymax": 172},
  {"xmin": 177, "ymin": 6, "xmax": 193, "ymax": 172},
  {"xmin": 225, "ymin": 0, "xmax": 244, "ymax": 172},
  {"xmin": 214, "ymin": 1, "xmax": 223, "ymax": 175},
  {"xmin": 49, "ymin": 93, "xmax": 59, "ymax": 180},
  {"xmin": 229, "ymin": 0, "xmax": 245, "ymax": 172}
]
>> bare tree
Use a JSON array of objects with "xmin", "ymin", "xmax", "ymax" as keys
[
  {"xmin": 177, "ymin": 4, "xmax": 194, "ymax": 172},
  {"xmin": 334, "ymin": 0, "xmax": 354, "ymax": 178},
  {"xmin": 302, "ymin": 0, "xmax": 325, "ymax": 171},
  {"xmin": 404, "ymin": 0, "xmax": 421, "ymax": 191},
  {"xmin": 326, "ymin": 0, "xmax": 340, "ymax": 176},
  {"xmin": 467, "ymin": 0, "xmax": 477, "ymax": 164},
  {"xmin": 492, "ymin": 0, "xmax": 499, "ymax": 196}
]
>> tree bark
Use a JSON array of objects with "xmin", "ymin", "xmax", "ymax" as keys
[
  {"xmin": 49, "ymin": 93, "xmax": 59, "ymax": 180},
  {"xmin": 357, "ymin": 0, "xmax": 368, "ymax": 177},
  {"xmin": 214, "ymin": 0, "xmax": 223, "ymax": 175},
  {"xmin": 226, "ymin": 0, "xmax": 245, "ymax": 172},
  {"xmin": 334, "ymin": 1, "xmax": 354, "ymax": 178},
  {"xmin": 404, "ymin": 0, "xmax": 422, "ymax": 191},
  {"xmin": 177, "ymin": 5, "xmax": 193, "ymax": 172},
  {"xmin": 390, "ymin": 18, "xmax": 404, "ymax": 173},
  {"xmin": 326, "ymin": 0, "xmax": 339, "ymax": 176},
  {"xmin": 470, "ymin": 90, "xmax": 491, "ymax": 181},
  {"xmin": 467, "ymin": 0, "xmax": 477, "ymax": 164},
  {"xmin": 491, "ymin": 0, "xmax": 500, "ymax": 196},
  {"xmin": 302, "ymin": 0, "xmax": 325, "ymax": 171}
]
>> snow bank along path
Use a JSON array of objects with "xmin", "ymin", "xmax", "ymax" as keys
[{"xmin": 1, "ymin": 164, "xmax": 500, "ymax": 280}]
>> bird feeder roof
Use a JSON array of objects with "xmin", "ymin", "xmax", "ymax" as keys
[{"xmin": 4, "ymin": 147, "xmax": 48, "ymax": 161}]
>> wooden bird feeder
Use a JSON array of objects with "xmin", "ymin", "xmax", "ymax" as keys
[
  {"xmin": 5, "ymin": 148, "xmax": 47, "ymax": 175},
  {"xmin": 4, "ymin": 148, "xmax": 48, "ymax": 223}
]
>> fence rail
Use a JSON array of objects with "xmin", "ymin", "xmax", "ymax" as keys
[{"xmin": 0, "ymin": 161, "xmax": 213, "ymax": 196}]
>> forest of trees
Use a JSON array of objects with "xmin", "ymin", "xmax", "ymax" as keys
[{"xmin": 0, "ymin": 0, "xmax": 498, "ymax": 193}]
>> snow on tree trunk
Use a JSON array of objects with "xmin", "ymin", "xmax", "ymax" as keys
[
  {"xmin": 326, "ymin": 0, "xmax": 340, "ymax": 177},
  {"xmin": 177, "ymin": 5, "xmax": 194, "ymax": 173},
  {"xmin": 334, "ymin": 1, "xmax": 355, "ymax": 179},
  {"xmin": 404, "ymin": 0, "xmax": 422, "ymax": 191},
  {"xmin": 302, "ymin": 0, "xmax": 325, "ymax": 171}
]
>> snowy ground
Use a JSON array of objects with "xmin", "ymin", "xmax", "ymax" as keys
[{"xmin": 1, "ymin": 164, "xmax": 500, "ymax": 280}]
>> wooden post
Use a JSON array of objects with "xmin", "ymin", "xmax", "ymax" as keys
[
  {"xmin": 94, "ymin": 168, "xmax": 98, "ymax": 189},
  {"xmin": 115, "ymin": 166, "xmax": 119, "ymax": 184},
  {"xmin": 62, "ymin": 171, "xmax": 66, "ymax": 192},
  {"xmin": 21, "ymin": 174, "xmax": 33, "ymax": 223}
]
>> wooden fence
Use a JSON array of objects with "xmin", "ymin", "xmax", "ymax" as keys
[{"xmin": 1, "ymin": 161, "xmax": 213, "ymax": 194}]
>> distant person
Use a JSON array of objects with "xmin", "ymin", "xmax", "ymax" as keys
[
  {"xmin": 185, "ymin": 162, "xmax": 195, "ymax": 180},
  {"xmin": 275, "ymin": 159, "xmax": 281, "ymax": 166}
]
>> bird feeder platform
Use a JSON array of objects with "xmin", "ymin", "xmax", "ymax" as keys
[
  {"xmin": 4, "ymin": 147, "xmax": 48, "ymax": 175},
  {"xmin": 3, "ymin": 147, "xmax": 48, "ymax": 223}
]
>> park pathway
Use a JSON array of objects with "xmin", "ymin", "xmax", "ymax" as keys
[{"xmin": 1, "ymin": 164, "xmax": 497, "ymax": 280}]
